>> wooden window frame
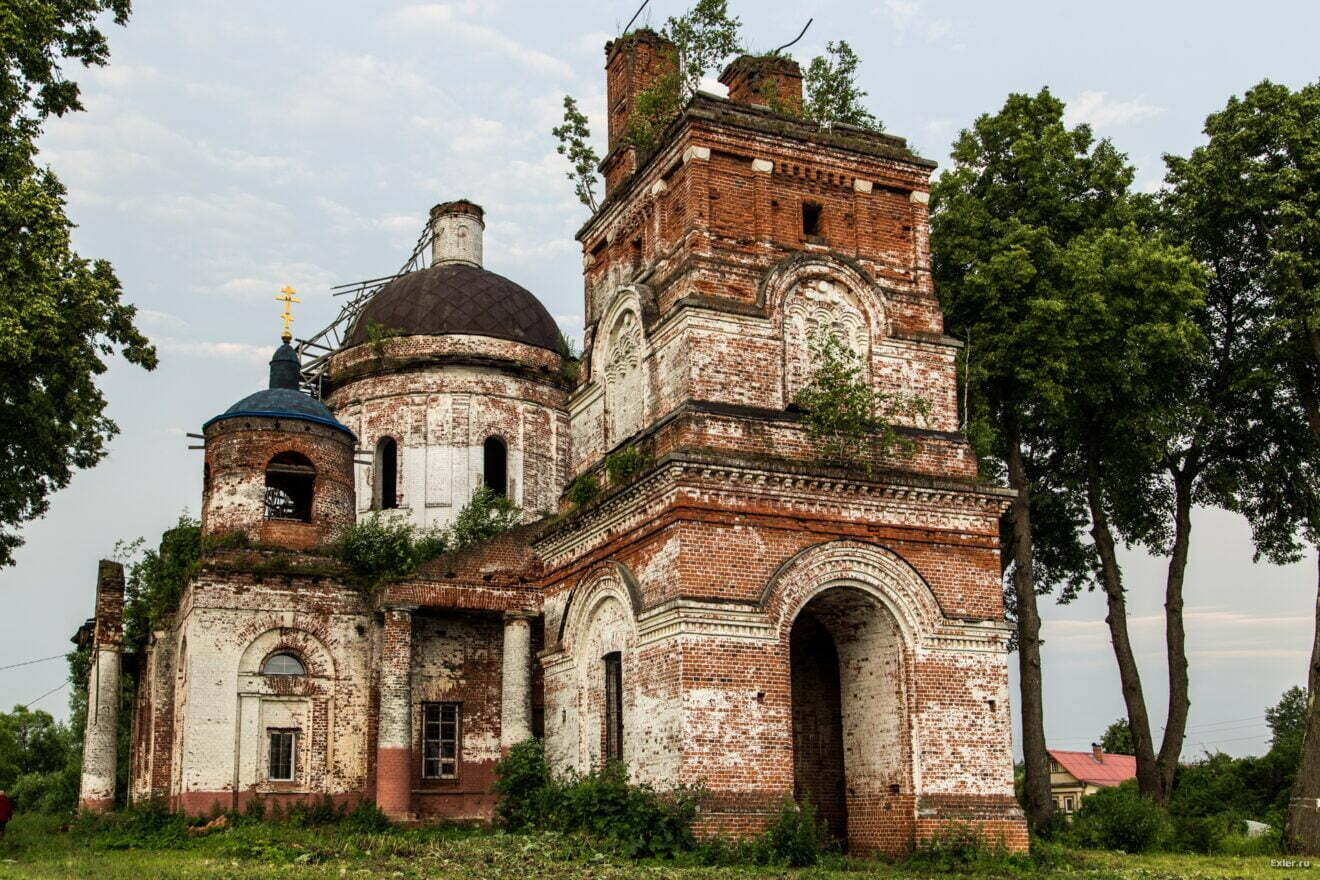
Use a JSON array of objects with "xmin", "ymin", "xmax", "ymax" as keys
[
  {"xmin": 267, "ymin": 729, "xmax": 297, "ymax": 782},
  {"xmin": 421, "ymin": 702, "xmax": 461, "ymax": 780},
  {"xmin": 603, "ymin": 652, "xmax": 623, "ymax": 763}
]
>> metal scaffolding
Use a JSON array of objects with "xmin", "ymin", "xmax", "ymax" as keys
[{"xmin": 294, "ymin": 220, "xmax": 434, "ymax": 397}]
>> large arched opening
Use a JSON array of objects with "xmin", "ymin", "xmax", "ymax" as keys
[{"xmin": 788, "ymin": 585, "xmax": 909, "ymax": 850}]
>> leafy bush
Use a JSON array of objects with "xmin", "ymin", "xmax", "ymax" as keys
[
  {"xmin": 1063, "ymin": 781, "xmax": 1168, "ymax": 853},
  {"xmin": 906, "ymin": 822, "xmax": 1026, "ymax": 871},
  {"xmin": 565, "ymin": 474, "xmax": 600, "ymax": 508},
  {"xmin": 8, "ymin": 766, "xmax": 78, "ymax": 814},
  {"xmin": 492, "ymin": 738, "xmax": 554, "ymax": 830},
  {"xmin": 448, "ymin": 486, "xmax": 520, "ymax": 551},
  {"xmin": 604, "ymin": 448, "xmax": 649, "ymax": 487},
  {"xmin": 333, "ymin": 515, "xmax": 447, "ymax": 587},
  {"xmin": 1171, "ymin": 812, "xmax": 1241, "ymax": 854},
  {"xmin": 492, "ymin": 739, "xmax": 698, "ymax": 857},
  {"xmin": 344, "ymin": 799, "xmax": 392, "ymax": 833},
  {"xmin": 72, "ymin": 802, "xmax": 191, "ymax": 850},
  {"xmin": 756, "ymin": 799, "xmax": 831, "ymax": 867}
]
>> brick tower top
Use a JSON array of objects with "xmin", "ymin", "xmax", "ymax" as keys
[{"xmin": 566, "ymin": 40, "xmax": 961, "ymax": 482}]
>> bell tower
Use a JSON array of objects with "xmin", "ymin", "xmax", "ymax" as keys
[{"xmin": 537, "ymin": 44, "xmax": 1026, "ymax": 856}]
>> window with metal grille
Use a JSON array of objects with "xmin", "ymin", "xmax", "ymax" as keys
[
  {"xmin": 422, "ymin": 702, "xmax": 460, "ymax": 779},
  {"xmin": 268, "ymin": 730, "xmax": 296, "ymax": 781},
  {"xmin": 603, "ymin": 652, "xmax": 623, "ymax": 763}
]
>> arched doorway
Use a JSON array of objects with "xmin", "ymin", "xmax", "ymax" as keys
[{"xmin": 789, "ymin": 586, "xmax": 909, "ymax": 850}]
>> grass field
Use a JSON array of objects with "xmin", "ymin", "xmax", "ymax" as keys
[{"xmin": 0, "ymin": 814, "xmax": 1298, "ymax": 880}]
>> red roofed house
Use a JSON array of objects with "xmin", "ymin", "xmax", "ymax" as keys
[{"xmin": 1048, "ymin": 745, "xmax": 1138, "ymax": 813}]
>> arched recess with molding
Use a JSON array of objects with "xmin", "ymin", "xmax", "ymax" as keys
[
  {"xmin": 233, "ymin": 627, "xmax": 338, "ymax": 797},
  {"xmin": 762, "ymin": 255, "xmax": 887, "ymax": 408},
  {"xmin": 547, "ymin": 563, "xmax": 642, "ymax": 778},
  {"xmin": 762, "ymin": 540, "xmax": 937, "ymax": 851},
  {"xmin": 595, "ymin": 289, "xmax": 650, "ymax": 448}
]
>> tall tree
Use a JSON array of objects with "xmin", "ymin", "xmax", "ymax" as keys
[
  {"xmin": 0, "ymin": 0, "xmax": 156, "ymax": 566},
  {"xmin": 1160, "ymin": 79, "xmax": 1320, "ymax": 850},
  {"xmin": 931, "ymin": 88, "xmax": 1123, "ymax": 830},
  {"xmin": 1051, "ymin": 223, "xmax": 1205, "ymax": 805}
]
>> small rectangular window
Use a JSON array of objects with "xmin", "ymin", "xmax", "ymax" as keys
[
  {"xmin": 604, "ymin": 652, "xmax": 623, "ymax": 762},
  {"xmin": 1064, "ymin": 796, "xmax": 1074, "ymax": 813},
  {"xmin": 802, "ymin": 201, "xmax": 822, "ymax": 237},
  {"xmin": 422, "ymin": 703, "xmax": 460, "ymax": 779},
  {"xmin": 268, "ymin": 730, "xmax": 296, "ymax": 781}
]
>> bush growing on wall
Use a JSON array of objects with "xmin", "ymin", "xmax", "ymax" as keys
[
  {"xmin": 604, "ymin": 447, "xmax": 649, "ymax": 486},
  {"xmin": 333, "ymin": 515, "xmax": 447, "ymax": 587}
]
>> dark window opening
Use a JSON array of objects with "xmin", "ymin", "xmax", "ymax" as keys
[
  {"xmin": 261, "ymin": 653, "xmax": 305, "ymax": 676},
  {"xmin": 604, "ymin": 652, "xmax": 623, "ymax": 763},
  {"xmin": 264, "ymin": 451, "xmax": 314, "ymax": 522},
  {"xmin": 268, "ymin": 730, "xmax": 296, "ymax": 781},
  {"xmin": 422, "ymin": 702, "xmax": 460, "ymax": 779},
  {"xmin": 802, "ymin": 201, "xmax": 823, "ymax": 237},
  {"xmin": 483, "ymin": 436, "xmax": 507, "ymax": 497},
  {"xmin": 375, "ymin": 437, "xmax": 398, "ymax": 510}
]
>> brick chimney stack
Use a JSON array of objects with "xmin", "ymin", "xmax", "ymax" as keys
[
  {"xmin": 430, "ymin": 199, "xmax": 485, "ymax": 268},
  {"xmin": 719, "ymin": 54, "xmax": 803, "ymax": 116},
  {"xmin": 601, "ymin": 29, "xmax": 677, "ymax": 195},
  {"xmin": 604, "ymin": 29, "xmax": 677, "ymax": 152},
  {"xmin": 1092, "ymin": 743, "xmax": 1104, "ymax": 763}
]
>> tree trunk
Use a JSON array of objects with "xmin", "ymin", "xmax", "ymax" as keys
[
  {"xmin": 1287, "ymin": 554, "xmax": 1320, "ymax": 852},
  {"xmin": 1005, "ymin": 415, "xmax": 1054, "ymax": 831},
  {"xmin": 1084, "ymin": 453, "xmax": 1162, "ymax": 800},
  {"xmin": 1155, "ymin": 462, "xmax": 1195, "ymax": 804},
  {"xmin": 1286, "ymin": 375, "xmax": 1320, "ymax": 850}
]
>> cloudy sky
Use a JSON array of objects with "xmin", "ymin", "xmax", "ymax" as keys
[{"xmin": 1, "ymin": 0, "xmax": 1317, "ymax": 761}]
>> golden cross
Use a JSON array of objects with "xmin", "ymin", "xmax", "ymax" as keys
[{"xmin": 276, "ymin": 285, "xmax": 300, "ymax": 342}]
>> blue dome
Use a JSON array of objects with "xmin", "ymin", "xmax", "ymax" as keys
[{"xmin": 204, "ymin": 342, "xmax": 354, "ymax": 436}]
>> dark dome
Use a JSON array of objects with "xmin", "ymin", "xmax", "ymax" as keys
[
  {"xmin": 204, "ymin": 343, "xmax": 354, "ymax": 436},
  {"xmin": 343, "ymin": 263, "xmax": 561, "ymax": 352}
]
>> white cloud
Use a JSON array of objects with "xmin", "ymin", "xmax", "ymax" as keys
[
  {"xmin": 382, "ymin": 5, "xmax": 573, "ymax": 78},
  {"xmin": 154, "ymin": 338, "xmax": 272, "ymax": 363},
  {"xmin": 882, "ymin": 0, "xmax": 954, "ymax": 43},
  {"xmin": 1065, "ymin": 91, "xmax": 1166, "ymax": 128}
]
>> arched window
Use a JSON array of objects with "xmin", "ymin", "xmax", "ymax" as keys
[
  {"xmin": 483, "ymin": 436, "xmax": 507, "ymax": 497},
  {"xmin": 264, "ymin": 451, "xmax": 315, "ymax": 522},
  {"xmin": 374, "ymin": 437, "xmax": 398, "ymax": 510},
  {"xmin": 261, "ymin": 653, "xmax": 306, "ymax": 676}
]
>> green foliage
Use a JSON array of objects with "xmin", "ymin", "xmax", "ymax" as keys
[
  {"xmin": 906, "ymin": 821, "xmax": 1027, "ymax": 871},
  {"xmin": 604, "ymin": 447, "xmax": 649, "ymax": 486},
  {"xmin": 551, "ymin": 96, "xmax": 600, "ymax": 212},
  {"xmin": 1101, "ymin": 718, "xmax": 1135, "ymax": 755},
  {"xmin": 448, "ymin": 485, "xmax": 520, "ymax": 552},
  {"xmin": 71, "ymin": 802, "xmax": 191, "ymax": 850},
  {"xmin": 565, "ymin": 474, "xmax": 600, "ymax": 508},
  {"xmin": 0, "ymin": 705, "xmax": 75, "ymax": 815},
  {"xmin": 756, "ymin": 799, "xmax": 831, "ymax": 867},
  {"xmin": 623, "ymin": 0, "xmax": 743, "ymax": 157},
  {"xmin": 557, "ymin": 332, "xmax": 581, "ymax": 386},
  {"xmin": 333, "ymin": 514, "xmax": 447, "ymax": 588},
  {"xmin": 1160, "ymin": 80, "xmax": 1320, "ymax": 561},
  {"xmin": 491, "ymin": 738, "xmax": 553, "ymax": 830},
  {"xmin": 1063, "ymin": 782, "xmax": 1169, "ymax": 853},
  {"xmin": 1267, "ymin": 686, "xmax": 1307, "ymax": 760},
  {"xmin": 363, "ymin": 320, "xmax": 401, "ymax": 355},
  {"xmin": 120, "ymin": 515, "xmax": 202, "ymax": 655},
  {"xmin": 792, "ymin": 329, "xmax": 928, "ymax": 470},
  {"xmin": 492, "ymin": 739, "xmax": 698, "ymax": 858},
  {"xmin": 0, "ymin": 0, "xmax": 155, "ymax": 568},
  {"xmin": 801, "ymin": 41, "xmax": 881, "ymax": 131}
]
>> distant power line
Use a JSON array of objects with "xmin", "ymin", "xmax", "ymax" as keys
[
  {"xmin": 0, "ymin": 653, "xmax": 68, "ymax": 672},
  {"xmin": 20, "ymin": 679, "xmax": 70, "ymax": 708}
]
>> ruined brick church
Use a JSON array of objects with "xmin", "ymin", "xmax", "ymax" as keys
[{"xmin": 76, "ymin": 33, "xmax": 1026, "ymax": 854}]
